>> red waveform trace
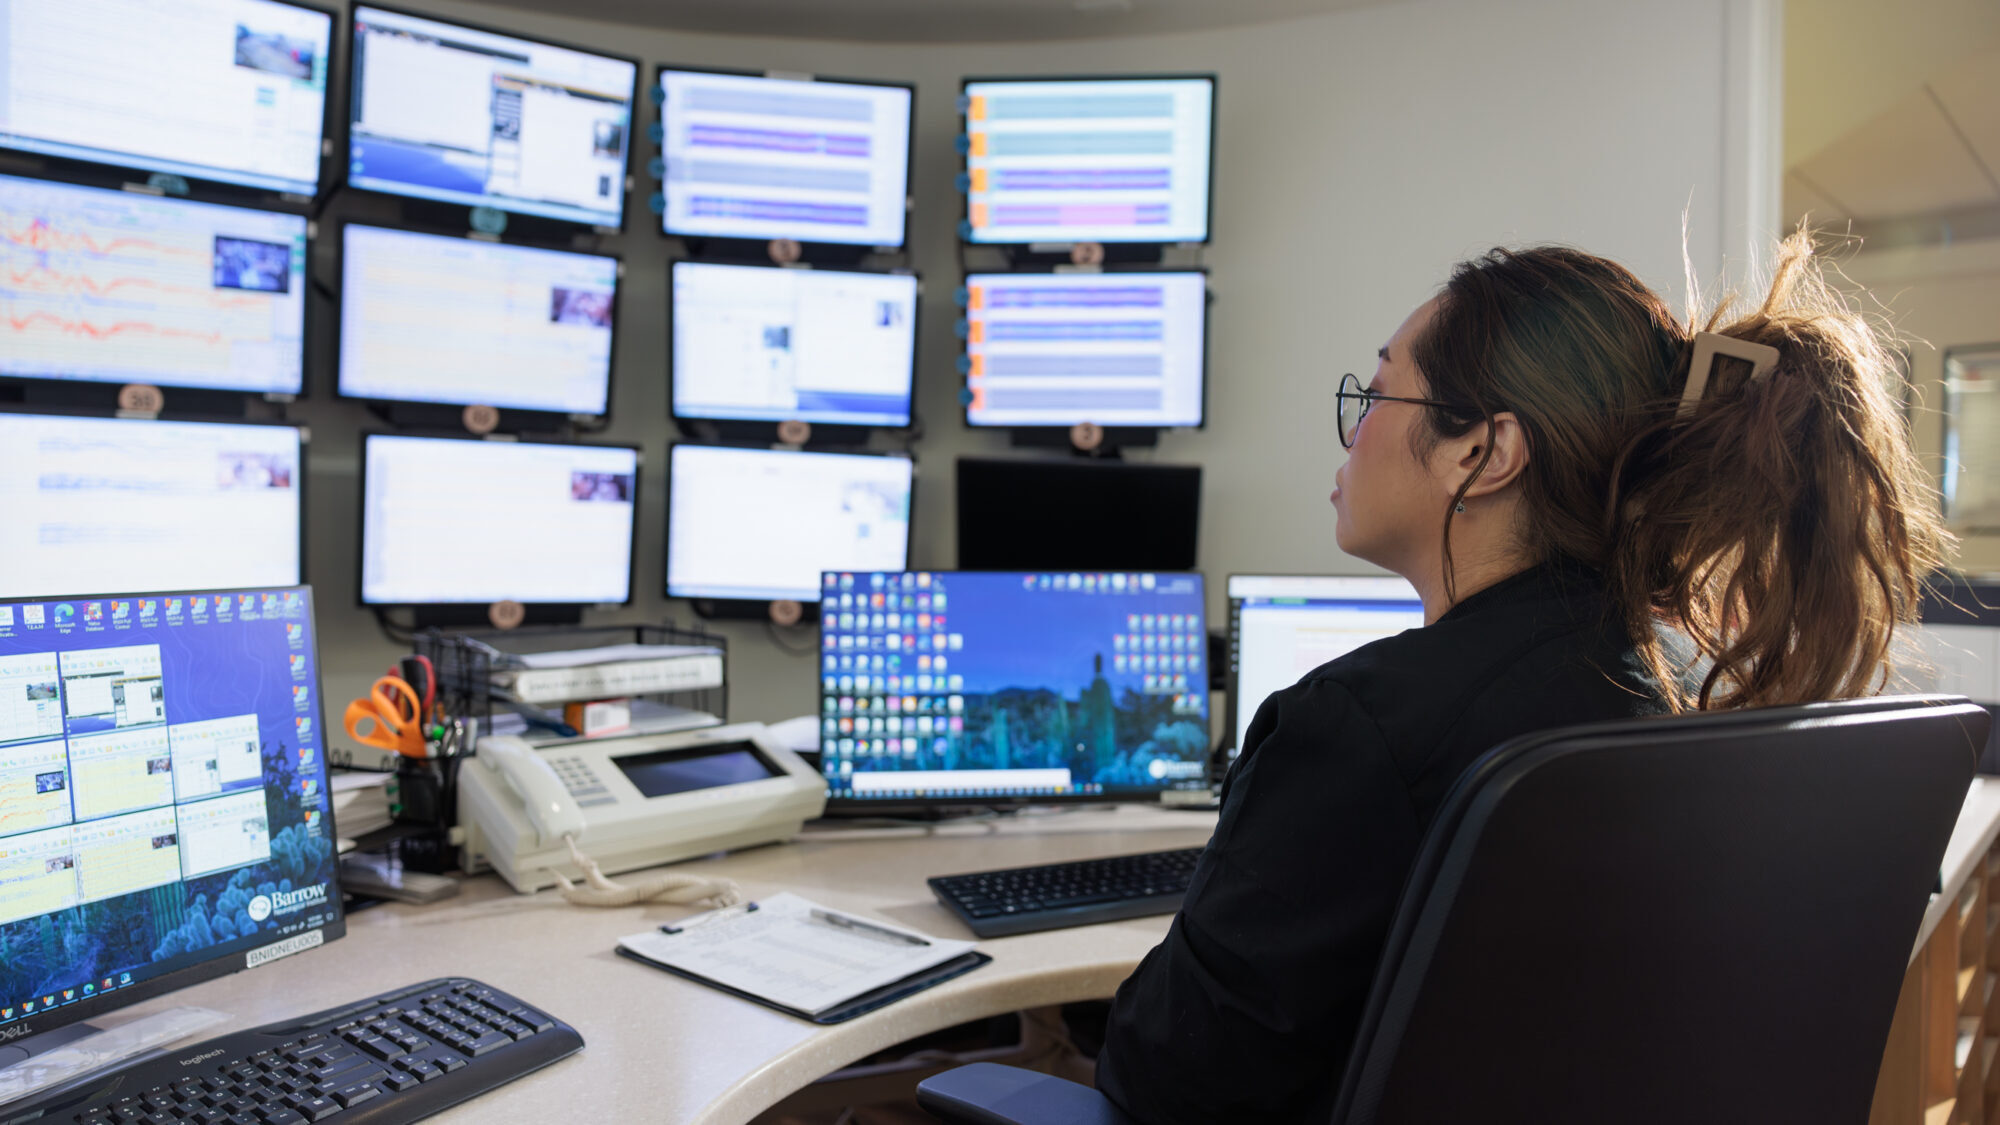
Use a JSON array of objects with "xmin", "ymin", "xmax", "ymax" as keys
[
  {"xmin": 1, "ymin": 217, "xmax": 204, "ymax": 260},
  {"xmin": 2, "ymin": 265, "xmax": 263, "ymax": 306},
  {"xmin": 5, "ymin": 311, "xmax": 223, "ymax": 345}
]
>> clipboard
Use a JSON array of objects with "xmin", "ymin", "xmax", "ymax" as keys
[{"xmin": 616, "ymin": 944, "xmax": 992, "ymax": 1024}]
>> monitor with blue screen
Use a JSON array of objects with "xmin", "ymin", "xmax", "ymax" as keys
[
  {"xmin": 1226, "ymin": 574, "xmax": 1424, "ymax": 753},
  {"xmin": 816, "ymin": 570, "xmax": 1210, "ymax": 807},
  {"xmin": 0, "ymin": 585, "xmax": 343, "ymax": 1044}
]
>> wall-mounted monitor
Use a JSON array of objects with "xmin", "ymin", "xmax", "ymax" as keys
[
  {"xmin": 0, "ymin": 0, "xmax": 331, "ymax": 195},
  {"xmin": 657, "ymin": 68, "xmax": 913, "ymax": 249},
  {"xmin": 348, "ymin": 5, "xmax": 638, "ymax": 228},
  {"xmin": 0, "ymin": 173, "xmax": 308, "ymax": 396},
  {"xmin": 670, "ymin": 262, "xmax": 917, "ymax": 428},
  {"xmin": 338, "ymin": 223, "xmax": 618, "ymax": 416},
  {"xmin": 666, "ymin": 444, "xmax": 912, "ymax": 607},
  {"xmin": 957, "ymin": 457, "xmax": 1200, "ymax": 572},
  {"xmin": 961, "ymin": 75, "xmax": 1214, "ymax": 245},
  {"xmin": 963, "ymin": 270, "xmax": 1206, "ymax": 429},
  {"xmin": 0, "ymin": 412, "xmax": 303, "ymax": 598},
  {"xmin": 359, "ymin": 434, "xmax": 637, "ymax": 607}
]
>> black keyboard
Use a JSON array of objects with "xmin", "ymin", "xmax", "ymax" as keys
[
  {"xmin": 11, "ymin": 978, "xmax": 580, "ymax": 1125},
  {"xmin": 929, "ymin": 847, "xmax": 1205, "ymax": 938}
]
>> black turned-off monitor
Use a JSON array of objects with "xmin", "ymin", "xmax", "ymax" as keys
[{"xmin": 956, "ymin": 457, "xmax": 1200, "ymax": 572}]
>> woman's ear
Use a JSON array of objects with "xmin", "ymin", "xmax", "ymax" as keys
[{"xmin": 1450, "ymin": 412, "xmax": 1530, "ymax": 500}]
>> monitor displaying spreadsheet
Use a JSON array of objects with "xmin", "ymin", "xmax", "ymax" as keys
[{"xmin": 1226, "ymin": 575, "xmax": 1424, "ymax": 751}]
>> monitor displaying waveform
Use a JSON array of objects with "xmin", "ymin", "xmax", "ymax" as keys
[
  {"xmin": 962, "ymin": 76, "xmax": 1214, "ymax": 245},
  {"xmin": 0, "ymin": 173, "xmax": 307, "ymax": 394},
  {"xmin": 963, "ymin": 271, "xmax": 1206, "ymax": 428}
]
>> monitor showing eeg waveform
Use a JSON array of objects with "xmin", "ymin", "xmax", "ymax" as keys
[
  {"xmin": 0, "ymin": 0, "xmax": 331, "ymax": 195},
  {"xmin": 658, "ymin": 69, "xmax": 913, "ymax": 248},
  {"xmin": 0, "ymin": 173, "xmax": 308, "ymax": 395},
  {"xmin": 962, "ymin": 76, "xmax": 1214, "ymax": 245},
  {"xmin": 338, "ymin": 224, "xmax": 618, "ymax": 415},
  {"xmin": 963, "ymin": 271, "xmax": 1206, "ymax": 428}
]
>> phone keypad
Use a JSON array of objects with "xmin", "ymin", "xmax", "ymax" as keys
[{"xmin": 548, "ymin": 756, "xmax": 615, "ymax": 807}]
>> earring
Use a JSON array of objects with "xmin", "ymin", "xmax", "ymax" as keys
[{"xmin": 1454, "ymin": 502, "xmax": 1467, "ymax": 514}]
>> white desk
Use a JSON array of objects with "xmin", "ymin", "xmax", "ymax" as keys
[{"xmin": 106, "ymin": 805, "xmax": 1217, "ymax": 1125}]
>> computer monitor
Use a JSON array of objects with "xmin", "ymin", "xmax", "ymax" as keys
[
  {"xmin": 961, "ymin": 75, "xmax": 1214, "ymax": 246},
  {"xmin": 359, "ymin": 434, "xmax": 637, "ymax": 608},
  {"xmin": 956, "ymin": 457, "xmax": 1200, "ymax": 572},
  {"xmin": 0, "ymin": 0, "xmax": 331, "ymax": 196},
  {"xmin": 347, "ymin": 6, "xmax": 638, "ymax": 228},
  {"xmin": 963, "ymin": 271, "xmax": 1206, "ymax": 429},
  {"xmin": 669, "ymin": 262, "xmax": 917, "ymax": 428},
  {"xmin": 1225, "ymin": 574, "xmax": 1424, "ymax": 752},
  {"xmin": 337, "ymin": 224, "xmax": 619, "ymax": 416},
  {"xmin": 0, "ymin": 413, "xmax": 303, "ymax": 599},
  {"xmin": 816, "ymin": 570, "xmax": 1211, "ymax": 808},
  {"xmin": 0, "ymin": 173, "xmax": 308, "ymax": 395},
  {"xmin": 665, "ymin": 445, "xmax": 912, "ymax": 608},
  {"xmin": 0, "ymin": 584, "xmax": 343, "ymax": 1049},
  {"xmin": 656, "ymin": 68, "xmax": 914, "ymax": 249}
]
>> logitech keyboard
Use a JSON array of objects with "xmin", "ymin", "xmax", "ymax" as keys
[
  {"xmin": 12, "ymin": 978, "xmax": 580, "ymax": 1125},
  {"xmin": 929, "ymin": 847, "xmax": 1205, "ymax": 938}
]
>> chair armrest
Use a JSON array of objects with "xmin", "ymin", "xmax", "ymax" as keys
[{"xmin": 915, "ymin": 1063, "xmax": 1136, "ymax": 1125}]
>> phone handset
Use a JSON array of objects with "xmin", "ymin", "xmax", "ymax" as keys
[{"xmin": 478, "ymin": 735, "xmax": 585, "ymax": 847}]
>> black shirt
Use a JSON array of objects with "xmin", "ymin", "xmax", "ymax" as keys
[{"xmin": 1095, "ymin": 561, "xmax": 1678, "ymax": 1124}]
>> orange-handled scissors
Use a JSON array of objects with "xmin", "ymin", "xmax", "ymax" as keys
[{"xmin": 343, "ymin": 674, "xmax": 428, "ymax": 757}]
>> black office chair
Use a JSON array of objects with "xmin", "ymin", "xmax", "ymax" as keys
[{"xmin": 916, "ymin": 694, "xmax": 1989, "ymax": 1125}]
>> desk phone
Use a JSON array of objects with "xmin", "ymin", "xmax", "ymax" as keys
[{"xmin": 459, "ymin": 721, "xmax": 827, "ymax": 892}]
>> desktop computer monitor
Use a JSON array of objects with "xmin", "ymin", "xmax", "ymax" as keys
[
  {"xmin": 0, "ymin": 584, "xmax": 343, "ymax": 1047},
  {"xmin": 1225, "ymin": 574, "xmax": 1424, "ymax": 752},
  {"xmin": 0, "ymin": 173, "xmax": 308, "ymax": 395},
  {"xmin": 963, "ymin": 270, "xmax": 1207, "ymax": 429},
  {"xmin": 669, "ymin": 261, "xmax": 917, "ymax": 428},
  {"xmin": 337, "ymin": 223, "xmax": 619, "ymax": 416},
  {"xmin": 359, "ymin": 434, "xmax": 638, "ymax": 608},
  {"xmin": 0, "ymin": 0, "xmax": 331, "ymax": 195},
  {"xmin": 665, "ymin": 445, "xmax": 913, "ymax": 608},
  {"xmin": 0, "ymin": 412, "xmax": 303, "ymax": 599},
  {"xmin": 348, "ymin": 6, "xmax": 638, "ymax": 228},
  {"xmin": 816, "ymin": 569, "xmax": 1211, "ymax": 809},
  {"xmin": 656, "ymin": 67, "xmax": 914, "ymax": 249},
  {"xmin": 960, "ymin": 75, "xmax": 1214, "ymax": 246},
  {"xmin": 956, "ymin": 457, "xmax": 1200, "ymax": 572}
]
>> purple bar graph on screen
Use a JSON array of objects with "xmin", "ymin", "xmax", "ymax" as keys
[
  {"xmin": 990, "ymin": 203, "xmax": 1170, "ymax": 227},
  {"xmin": 689, "ymin": 196, "xmax": 869, "ymax": 226},
  {"xmin": 986, "ymin": 321, "xmax": 1164, "ymax": 343},
  {"xmin": 687, "ymin": 125, "xmax": 871, "ymax": 157},
  {"xmin": 992, "ymin": 168, "xmax": 1171, "ymax": 191},
  {"xmin": 984, "ymin": 287, "xmax": 1165, "ymax": 309}
]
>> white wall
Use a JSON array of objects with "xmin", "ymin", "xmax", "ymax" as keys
[{"xmin": 301, "ymin": 0, "xmax": 1777, "ymax": 723}]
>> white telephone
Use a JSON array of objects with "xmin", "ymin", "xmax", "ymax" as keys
[{"xmin": 476, "ymin": 735, "xmax": 585, "ymax": 847}]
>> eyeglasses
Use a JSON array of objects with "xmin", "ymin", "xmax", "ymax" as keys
[{"xmin": 1336, "ymin": 373, "xmax": 1457, "ymax": 449}]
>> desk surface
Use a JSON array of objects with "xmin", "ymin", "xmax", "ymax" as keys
[{"xmin": 110, "ymin": 805, "xmax": 1216, "ymax": 1125}]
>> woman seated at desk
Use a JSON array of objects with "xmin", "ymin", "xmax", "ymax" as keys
[{"xmin": 1094, "ymin": 230, "xmax": 1944, "ymax": 1124}]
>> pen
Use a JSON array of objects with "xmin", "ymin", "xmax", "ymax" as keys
[
  {"xmin": 809, "ymin": 908, "xmax": 930, "ymax": 946},
  {"xmin": 660, "ymin": 901, "xmax": 758, "ymax": 935}
]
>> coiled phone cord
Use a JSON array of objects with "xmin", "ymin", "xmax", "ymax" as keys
[{"xmin": 548, "ymin": 833, "xmax": 743, "ymax": 909}]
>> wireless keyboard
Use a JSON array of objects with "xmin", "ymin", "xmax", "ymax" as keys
[
  {"xmin": 13, "ymin": 978, "xmax": 580, "ymax": 1125},
  {"xmin": 929, "ymin": 847, "xmax": 1205, "ymax": 938}
]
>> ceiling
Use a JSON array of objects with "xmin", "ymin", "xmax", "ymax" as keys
[{"xmin": 473, "ymin": 0, "xmax": 1399, "ymax": 43}]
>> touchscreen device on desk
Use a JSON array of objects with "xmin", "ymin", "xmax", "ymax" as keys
[
  {"xmin": 963, "ymin": 270, "xmax": 1207, "ymax": 430},
  {"xmin": 669, "ymin": 261, "xmax": 917, "ymax": 429},
  {"xmin": 0, "ymin": 0, "xmax": 331, "ymax": 195},
  {"xmin": 359, "ymin": 434, "xmax": 638, "ymax": 622},
  {"xmin": 656, "ymin": 68, "xmax": 914, "ymax": 250},
  {"xmin": 1226, "ymin": 574, "xmax": 1424, "ymax": 755},
  {"xmin": 338, "ymin": 224, "xmax": 619, "ymax": 417},
  {"xmin": 665, "ymin": 444, "xmax": 913, "ymax": 615},
  {"xmin": 816, "ymin": 570, "xmax": 1211, "ymax": 813},
  {"xmin": 0, "ymin": 412, "xmax": 302, "ymax": 598},
  {"xmin": 0, "ymin": 173, "xmax": 308, "ymax": 396},
  {"xmin": 960, "ymin": 75, "xmax": 1215, "ymax": 246},
  {"xmin": 347, "ymin": 6, "xmax": 638, "ymax": 229},
  {"xmin": 956, "ymin": 457, "xmax": 1200, "ymax": 572}
]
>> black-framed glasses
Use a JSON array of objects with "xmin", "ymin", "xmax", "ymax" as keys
[{"xmin": 1336, "ymin": 372, "xmax": 1457, "ymax": 449}]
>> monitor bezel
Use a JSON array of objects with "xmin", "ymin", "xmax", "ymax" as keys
[
  {"xmin": 0, "ymin": 407, "xmax": 309, "ymax": 597},
  {"xmin": 960, "ymin": 265, "xmax": 1212, "ymax": 434},
  {"xmin": 341, "ymin": 2, "xmax": 642, "ymax": 233},
  {"xmin": 666, "ymin": 259, "xmax": 921, "ymax": 434},
  {"xmin": 0, "ymin": 169, "xmax": 315, "ymax": 399},
  {"xmin": 0, "ymin": 0, "xmax": 337, "ymax": 201},
  {"xmin": 331, "ymin": 217, "xmax": 623, "ymax": 422},
  {"xmin": 662, "ymin": 441, "xmax": 918, "ymax": 614},
  {"xmin": 355, "ymin": 431, "xmax": 642, "ymax": 610},
  {"xmin": 815, "ymin": 567, "xmax": 1212, "ymax": 815},
  {"xmin": 952, "ymin": 456, "xmax": 1202, "ymax": 572},
  {"xmin": 0, "ymin": 582, "xmax": 345, "ymax": 1047},
  {"xmin": 652, "ymin": 63, "xmax": 918, "ymax": 255},
  {"xmin": 957, "ymin": 72, "xmax": 1218, "ymax": 249}
]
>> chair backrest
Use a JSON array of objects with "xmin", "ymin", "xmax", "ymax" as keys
[{"xmin": 1329, "ymin": 695, "xmax": 1989, "ymax": 1125}]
